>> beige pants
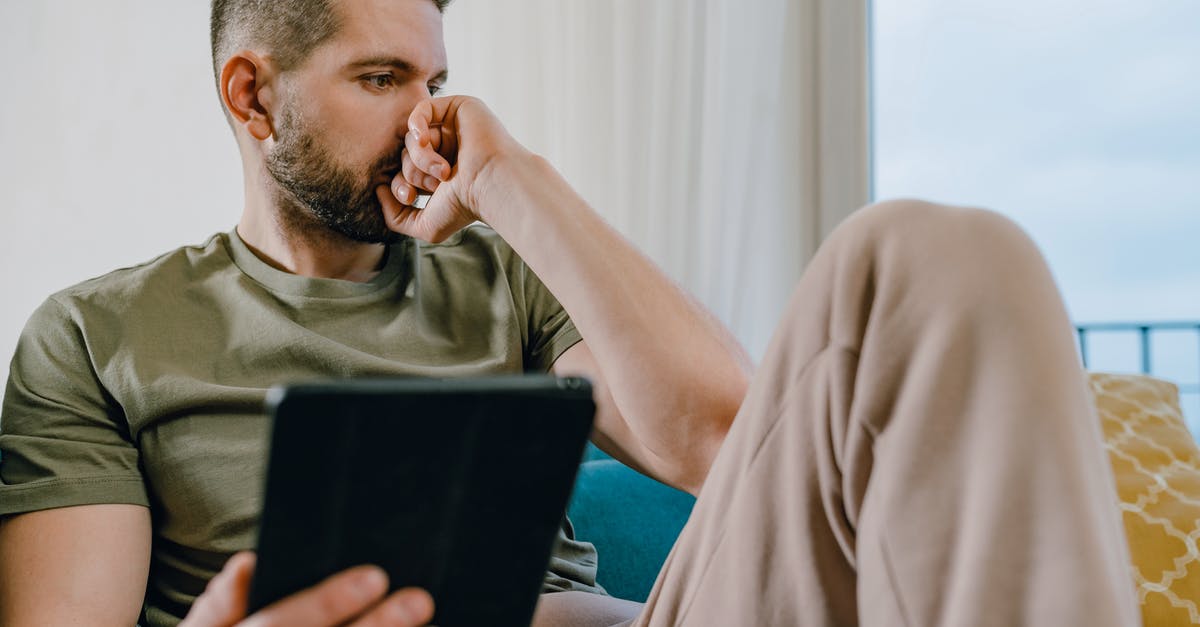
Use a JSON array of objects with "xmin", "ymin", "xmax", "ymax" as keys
[{"xmin": 636, "ymin": 201, "xmax": 1140, "ymax": 626}]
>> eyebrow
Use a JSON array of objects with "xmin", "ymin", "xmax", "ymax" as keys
[{"xmin": 345, "ymin": 56, "xmax": 449, "ymax": 84}]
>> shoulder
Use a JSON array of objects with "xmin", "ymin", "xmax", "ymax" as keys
[
  {"xmin": 46, "ymin": 233, "xmax": 234, "ymax": 319},
  {"xmin": 15, "ymin": 232, "xmax": 239, "ymax": 381}
]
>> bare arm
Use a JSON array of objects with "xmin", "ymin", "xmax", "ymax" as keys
[
  {"xmin": 383, "ymin": 97, "xmax": 752, "ymax": 494},
  {"xmin": 0, "ymin": 504, "xmax": 151, "ymax": 626},
  {"xmin": 0, "ymin": 506, "xmax": 433, "ymax": 626},
  {"xmin": 516, "ymin": 175, "xmax": 751, "ymax": 494},
  {"xmin": 552, "ymin": 341, "xmax": 703, "ymax": 486}
]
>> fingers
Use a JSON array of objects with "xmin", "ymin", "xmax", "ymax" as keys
[
  {"xmin": 377, "ymin": 184, "xmax": 471, "ymax": 244},
  {"xmin": 347, "ymin": 588, "xmax": 435, "ymax": 627},
  {"xmin": 180, "ymin": 551, "xmax": 257, "ymax": 627},
  {"xmin": 187, "ymin": 557, "xmax": 433, "ymax": 627},
  {"xmin": 405, "ymin": 99, "xmax": 443, "ymax": 150},
  {"xmin": 240, "ymin": 565, "xmax": 389, "ymax": 627},
  {"xmin": 404, "ymin": 126, "xmax": 451, "ymax": 182},
  {"xmin": 427, "ymin": 117, "xmax": 458, "ymax": 170},
  {"xmin": 400, "ymin": 149, "xmax": 439, "ymax": 198},
  {"xmin": 377, "ymin": 184, "xmax": 430, "ymax": 241},
  {"xmin": 406, "ymin": 98, "xmax": 462, "ymax": 181},
  {"xmin": 382, "ymin": 95, "xmax": 487, "ymax": 244},
  {"xmin": 378, "ymin": 183, "xmax": 425, "ymax": 236}
]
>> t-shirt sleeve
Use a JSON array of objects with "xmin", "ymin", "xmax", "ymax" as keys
[
  {"xmin": 519, "ymin": 258, "xmax": 583, "ymax": 373},
  {"xmin": 542, "ymin": 516, "xmax": 605, "ymax": 595},
  {"xmin": 0, "ymin": 296, "xmax": 148, "ymax": 517}
]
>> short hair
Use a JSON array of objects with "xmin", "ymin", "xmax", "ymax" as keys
[{"xmin": 210, "ymin": 0, "xmax": 452, "ymax": 87}]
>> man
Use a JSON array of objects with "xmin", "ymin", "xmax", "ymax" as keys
[{"xmin": 0, "ymin": 0, "xmax": 1140, "ymax": 626}]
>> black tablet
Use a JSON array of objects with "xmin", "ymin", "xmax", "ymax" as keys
[{"xmin": 246, "ymin": 375, "xmax": 596, "ymax": 626}]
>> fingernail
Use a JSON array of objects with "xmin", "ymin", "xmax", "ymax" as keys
[
  {"xmin": 356, "ymin": 567, "xmax": 388, "ymax": 595},
  {"xmin": 386, "ymin": 597, "xmax": 415, "ymax": 621},
  {"xmin": 431, "ymin": 164, "xmax": 445, "ymax": 180},
  {"xmin": 401, "ymin": 592, "xmax": 432, "ymax": 619}
]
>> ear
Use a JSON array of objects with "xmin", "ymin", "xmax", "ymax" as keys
[{"xmin": 220, "ymin": 51, "xmax": 278, "ymax": 141}]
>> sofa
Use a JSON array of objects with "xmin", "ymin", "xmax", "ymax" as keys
[
  {"xmin": 567, "ymin": 372, "xmax": 1200, "ymax": 627},
  {"xmin": 567, "ymin": 443, "xmax": 694, "ymax": 602}
]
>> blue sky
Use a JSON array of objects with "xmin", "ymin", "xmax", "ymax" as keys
[{"xmin": 872, "ymin": 0, "xmax": 1200, "ymax": 426}]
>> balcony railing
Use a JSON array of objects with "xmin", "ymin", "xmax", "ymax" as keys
[{"xmin": 1075, "ymin": 321, "xmax": 1200, "ymax": 433}]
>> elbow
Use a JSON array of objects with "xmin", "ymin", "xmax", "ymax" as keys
[{"xmin": 678, "ymin": 387, "xmax": 745, "ymax": 496}]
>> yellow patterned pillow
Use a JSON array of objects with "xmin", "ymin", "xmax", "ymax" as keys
[{"xmin": 1090, "ymin": 372, "xmax": 1200, "ymax": 626}]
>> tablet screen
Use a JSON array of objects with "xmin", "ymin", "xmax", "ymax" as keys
[{"xmin": 247, "ymin": 376, "xmax": 595, "ymax": 626}]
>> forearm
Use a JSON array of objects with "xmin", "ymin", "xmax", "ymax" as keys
[{"xmin": 478, "ymin": 153, "xmax": 752, "ymax": 491}]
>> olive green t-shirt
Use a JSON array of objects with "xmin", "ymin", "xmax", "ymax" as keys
[{"xmin": 0, "ymin": 225, "xmax": 600, "ymax": 625}]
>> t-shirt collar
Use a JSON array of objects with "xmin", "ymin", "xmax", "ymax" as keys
[{"xmin": 223, "ymin": 227, "xmax": 410, "ymax": 298}]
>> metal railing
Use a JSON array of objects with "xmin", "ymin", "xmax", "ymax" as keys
[{"xmin": 1075, "ymin": 322, "xmax": 1200, "ymax": 424}]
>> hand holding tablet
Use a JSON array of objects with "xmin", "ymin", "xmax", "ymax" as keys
[
  {"xmin": 182, "ymin": 553, "xmax": 435, "ymax": 627},
  {"xmin": 244, "ymin": 376, "xmax": 596, "ymax": 627}
]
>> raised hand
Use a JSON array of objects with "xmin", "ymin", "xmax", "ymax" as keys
[{"xmin": 378, "ymin": 95, "xmax": 529, "ymax": 243}]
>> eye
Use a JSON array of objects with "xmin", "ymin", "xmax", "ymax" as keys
[
  {"xmin": 428, "ymin": 84, "xmax": 443, "ymax": 97},
  {"xmin": 363, "ymin": 74, "xmax": 395, "ymax": 90}
]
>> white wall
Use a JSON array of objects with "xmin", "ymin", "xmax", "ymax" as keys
[{"xmin": 0, "ymin": 2, "xmax": 243, "ymax": 390}]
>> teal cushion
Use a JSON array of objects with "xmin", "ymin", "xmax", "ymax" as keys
[
  {"xmin": 581, "ymin": 441, "xmax": 613, "ymax": 462},
  {"xmin": 567, "ymin": 457, "xmax": 695, "ymax": 602}
]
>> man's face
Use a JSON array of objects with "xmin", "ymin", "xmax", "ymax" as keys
[{"xmin": 265, "ymin": 0, "xmax": 448, "ymax": 244}]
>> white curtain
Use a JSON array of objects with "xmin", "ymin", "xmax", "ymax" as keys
[
  {"xmin": 0, "ymin": 0, "xmax": 868, "ymax": 383},
  {"xmin": 443, "ymin": 0, "xmax": 869, "ymax": 359}
]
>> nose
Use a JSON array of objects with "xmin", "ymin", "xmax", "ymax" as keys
[{"xmin": 396, "ymin": 84, "xmax": 436, "ymax": 138}]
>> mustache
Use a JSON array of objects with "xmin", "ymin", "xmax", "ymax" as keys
[
  {"xmin": 370, "ymin": 149, "xmax": 404, "ymax": 177},
  {"xmin": 374, "ymin": 162, "xmax": 401, "ymax": 176}
]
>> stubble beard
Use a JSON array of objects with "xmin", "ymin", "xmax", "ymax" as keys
[{"xmin": 265, "ymin": 101, "xmax": 402, "ymax": 245}]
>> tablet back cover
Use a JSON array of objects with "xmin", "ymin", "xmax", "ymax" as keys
[{"xmin": 247, "ymin": 376, "xmax": 595, "ymax": 626}]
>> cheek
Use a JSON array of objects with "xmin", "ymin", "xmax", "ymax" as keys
[{"xmin": 324, "ymin": 89, "xmax": 409, "ymax": 163}]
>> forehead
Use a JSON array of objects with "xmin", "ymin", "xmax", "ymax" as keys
[{"xmin": 319, "ymin": 0, "xmax": 447, "ymax": 72}]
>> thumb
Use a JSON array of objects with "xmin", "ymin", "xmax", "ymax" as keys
[
  {"xmin": 377, "ymin": 184, "xmax": 466, "ymax": 243},
  {"xmin": 180, "ymin": 552, "xmax": 256, "ymax": 626}
]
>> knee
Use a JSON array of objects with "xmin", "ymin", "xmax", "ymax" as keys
[
  {"xmin": 834, "ymin": 198, "xmax": 1046, "ymax": 279},
  {"xmin": 816, "ymin": 198, "xmax": 1059, "ymax": 312},
  {"xmin": 847, "ymin": 198, "xmax": 1031, "ymax": 251}
]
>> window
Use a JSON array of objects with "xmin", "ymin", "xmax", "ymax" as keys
[{"xmin": 871, "ymin": 0, "xmax": 1200, "ymax": 431}]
